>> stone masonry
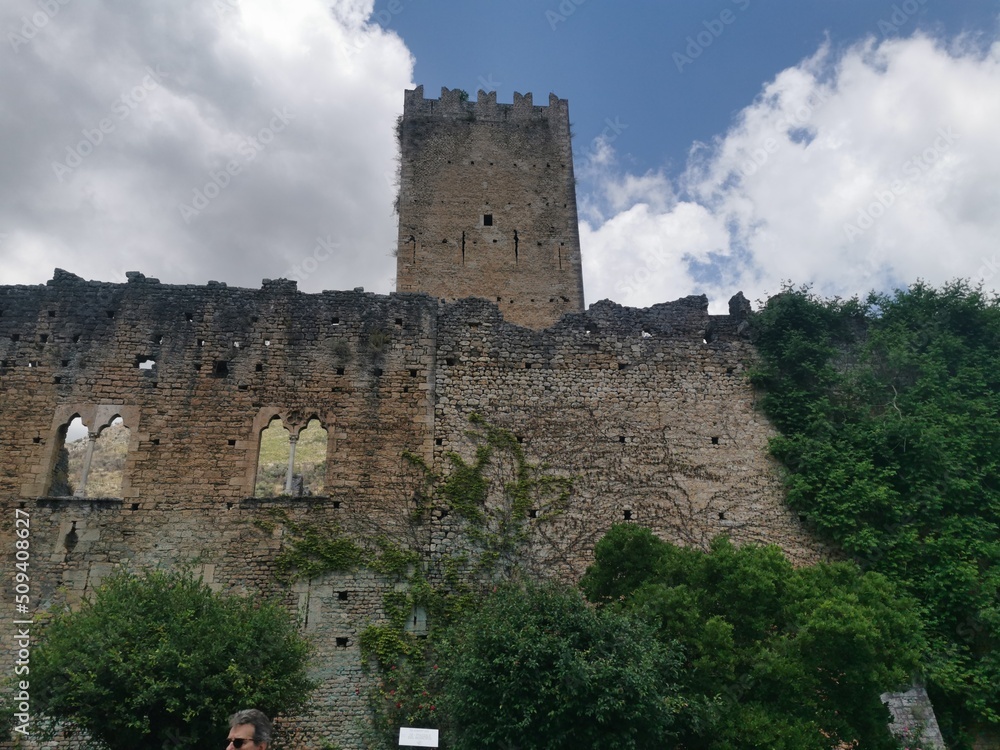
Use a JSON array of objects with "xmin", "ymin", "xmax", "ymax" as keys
[
  {"xmin": 396, "ymin": 87, "xmax": 584, "ymax": 330},
  {"xmin": 0, "ymin": 85, "xmax": 936, "ymax": 748},
  {"xmin": 0, "ymin": 269, "xmax": 829, "ymax": 747}
]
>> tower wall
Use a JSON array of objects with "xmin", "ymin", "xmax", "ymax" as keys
[{"xmin": 395, "ymin": 86, "xmax": 585, "ymax": 329}]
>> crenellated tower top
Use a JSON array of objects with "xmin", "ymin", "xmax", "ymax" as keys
[
  {"xmin": 395, "ymin": 85, "xmax": 584, "ymax": 329},
  {"xmin": 402, "ymin": 85, "xmax": 569, "ymax": 125}
]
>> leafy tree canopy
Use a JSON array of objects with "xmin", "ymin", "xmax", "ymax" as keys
[
  {"xmin": 31, "ymin": 569, "xmax": 314, "ymax": 749},
  {"xmin": 750, "ymin": 282, "xmax": 1000, "ymax": 746},
  {"xmin": 438, "ymin": 580, "xmax": 683, "ymax": 750},
  {"xmin": 581, "ymin": 525, "xmax": 925, "ymax": 750}
]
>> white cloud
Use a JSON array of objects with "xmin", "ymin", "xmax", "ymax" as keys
[
  {"xmin": 0, "ymin": 0, "xmax": 413, "ymax": 292},
  {"xmin": 581, "ymin": 33, "xmax": 1000, "ymax": 312}
]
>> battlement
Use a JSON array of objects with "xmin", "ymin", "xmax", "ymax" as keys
[
  {"xmin": 403, "ymin": 85, "xmax": 568, "ymax": 124},
  {"xmin": 0, "ymin": 264, "xmax": 830, "ymax": 748},
  {"xmin": 396, "ymin": 86, "xmax": 581, "ymax": 328}
]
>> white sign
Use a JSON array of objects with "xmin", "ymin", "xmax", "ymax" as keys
[{"xmin": 398, "ymin": 726, "xmax": 439, "ymax": 748}]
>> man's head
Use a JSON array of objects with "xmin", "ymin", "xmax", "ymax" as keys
[{"xmin": 227, "ymin": 709, "xmax": 272, "ymax": 750}]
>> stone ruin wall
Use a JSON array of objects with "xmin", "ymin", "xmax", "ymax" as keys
[{"xmin": 0, "ymin": 269, "xmax": 831, "ymax": 747}]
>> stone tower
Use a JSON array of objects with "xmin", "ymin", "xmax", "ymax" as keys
[{"xmin": 395, "ymin": 86, "xmax": 585, "ymax": 329}]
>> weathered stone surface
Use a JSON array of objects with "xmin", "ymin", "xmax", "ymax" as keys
[
  {"xmin": 0, "ymin": 272, "xmax": 832, "ymax": 747},
  {"xmin": 396, "ymin": 87, "xmax": 584, "ymax": 329},
  {"xmin": 0, "ymin": 86, "xmax": 938, "ymax": 748},
  {"xmin": 882, "ymin": 685, "xmax": 947, "ymax": 749}
]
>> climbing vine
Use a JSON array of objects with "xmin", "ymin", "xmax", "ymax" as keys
[{"xmin": 260, "ymin": 415, "xmax": 574, "ymax": 749}]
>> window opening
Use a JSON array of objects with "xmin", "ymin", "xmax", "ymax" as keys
[
  {"xmin": 62, "ymin": 416, "xmax": 129, "ymax": 498},
  {"xmin": 254, "ymin": 418, "xmax": 290, "ymax": 498},
  {"xmin": 254, "ymin": 417, "xmax": 328, "ymax": 498},
  {"xmin": 294, "ymin": 419, "xmax": 327, "ymax": 495},
  {"xmin": 483, "ymin": 214, "xmax": 493, "ymax": 226},
  {"xmin": 48, "ymin": 416, "xmax": 81, "ymax": 496}
]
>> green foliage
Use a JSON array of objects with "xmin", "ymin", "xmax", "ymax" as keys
[
  {"xmin": 267, "ymin": 511, "xmax": 367, "ymax": 583},
  {"xmin": 438, "ymin": 580, "xmax": 683, "ymax": 750},
  {"xmin": 31, "ymin": 569, "xmax": 314, "ymax": 750},
  {"xmin": 266, "ymin": 416, "xmax": 574, "ymax": 749},
  {"xmin": 439, "ymin": 413, "xmax": 572, "ymax": 577},
  {"xmin": 581, "ymin": 525, "xmax": 925, "ymax": 750},
  {"xmin": 751, "ymin": 282, "xmax": 1000, "ymax": 746},
  {"xmin": 366, "ymin": 328, "xmax": 392, "ymax": 351}
]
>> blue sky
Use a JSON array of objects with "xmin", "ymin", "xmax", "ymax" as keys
[
  {"xmin": 2, "ymin": 0, "xmax": 999, "ymax": 313},
  {"xmin": 391, "ymin": 0, "xmax": 995, "ymax": 181}
]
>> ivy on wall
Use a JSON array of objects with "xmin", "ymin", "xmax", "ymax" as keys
[
  {"xmin": 261, "ymin": 414, "xmax": 574, "ymax": 748},
  {"xmin": 750, "ymin": 281, "xmax": 1000, "ymax": 748}
]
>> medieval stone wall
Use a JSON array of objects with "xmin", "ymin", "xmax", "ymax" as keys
[
  {"xmin": 0, "ymin": 270, "xmax": 830, "ymax": 747},
  {"xmin": 395, "ymin": 87, "xmax": 584, "ymax": 330}
]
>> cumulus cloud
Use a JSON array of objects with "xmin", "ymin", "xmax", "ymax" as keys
[
  {"xmin": 0, "ymin": 0, "xmax": 413, "ymax": 292},
  {"xmin": 581, "ymin": 33, "xmax": 1000, "ymax": 312}
]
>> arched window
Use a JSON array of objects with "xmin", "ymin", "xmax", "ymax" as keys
[
  {"xmin": 254, "ymin": 417, "xmax": 291, "ymax": 498},
  {"xmin": 52, "ymin": 415, "xmax": 130, "ymax": 498},
  {"xmin": 253, "ymin": 414, "xmax": 329, "ymax": 497},
  {"xmin": 295, "ymin": 418, "xmax": 328, "ymax": 496},
  {"xmin": 86, "ymin": 417, "xmax": 129, "ymax": 497},
  {"xmin": 48, "ymin": 415, "xmax": 83, "ymax": 496}
]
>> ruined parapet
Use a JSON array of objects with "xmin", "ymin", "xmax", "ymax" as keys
[
  {"xmin": 396, "ymin": 85, "xmax": 584, "ymax": 330},
  {"xmin": 0, "ymin": 270, "xmax": 835, "ymax": 749}
]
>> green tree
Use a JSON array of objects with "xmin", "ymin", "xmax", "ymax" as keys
[
  {"xmin": 751, "ymin": 282, "xmax": 1000, "ymax": 747},
  {"xmin": 581, "ymin": 525, "xmax": 925, "ymax": 750},
  {"xmin": 438, "ymin": 580, "xmax": 683, "ymax": 750},
  {"xmin": 31, "ymin": 570, "xmax": 314, "ymax": 749}
]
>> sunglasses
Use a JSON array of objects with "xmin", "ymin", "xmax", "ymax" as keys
[{"xmin": 227, "ymin": 739, "xmax": 255, "ymax": 748}]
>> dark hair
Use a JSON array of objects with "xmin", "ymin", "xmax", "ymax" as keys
[{"xmin": 228, "ymin": 709, "xmax": 273, "ymax": 744}]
